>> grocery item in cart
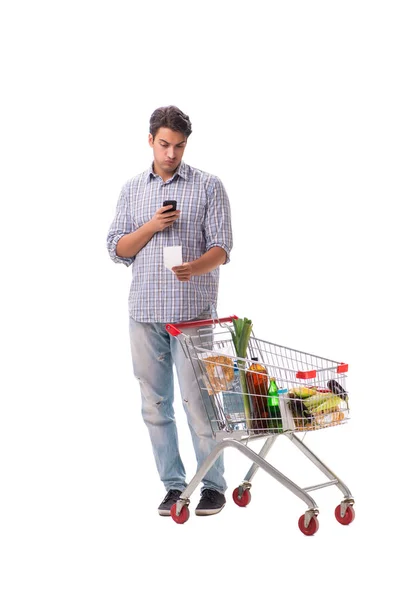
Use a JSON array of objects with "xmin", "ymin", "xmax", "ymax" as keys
[
  {"xmin": 229, "ymin": 317, "xmax": 253, "ymax": 426},
  {"xmin": 327, "ymin": 379, "xmax": 348, "ymax": 402},
  {"xmin": 314, "ymin": 411, "xmax": 345, "ymax": 426},
  {"xmin": 303, "ymin": 392, "xmax": 342, "ymax": 416},
  {"xmin": 288, "ymin": 385, "xmax": 345, "ymax": 430},
  {"xmin": 203, "ymin": 354, "xmax": 234, "ymax": 394},
  {"xmin": 287, "ymin": 398, "xmax": 313, "ymax": 430},
  {"xmin": 222, "ymin": 361, "xmax": 246, "ymax": 430},
  {"xmin": 246, "ymin": 357, "xmax": 269, "ymax": 432},
  {"xmin": 288, "ymin": 386, "xmax": 318, "ymax": 399},
  {"xmin": 267, "ymin": 377, "xmax": 283, "ymax": 432}
]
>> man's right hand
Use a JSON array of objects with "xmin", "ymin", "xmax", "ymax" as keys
[
  {"xmin": 150, "ymin": 205, "xmax": 180, "ymax": 232},
  {"xmin": 116, "ymin": 206, "xmax": 180, "ymax": 259}
]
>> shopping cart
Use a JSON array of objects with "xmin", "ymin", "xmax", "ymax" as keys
[{"xmin": 166, "ymin": 315, "xmax": 355, "ymax": 535}]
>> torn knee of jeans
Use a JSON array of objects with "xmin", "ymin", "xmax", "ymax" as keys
[{"xmin": 157, "ymin": 352, "xmax": 168, "ymax": 362}]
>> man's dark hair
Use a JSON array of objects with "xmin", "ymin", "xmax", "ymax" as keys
[{"xmin": 149, "ymin": 105, "xmax": 192, "ymax": 139}]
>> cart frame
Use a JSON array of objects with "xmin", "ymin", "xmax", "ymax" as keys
[{"xmin": 165, "ymin": 315, "xmax": 355, "ymax": 535}]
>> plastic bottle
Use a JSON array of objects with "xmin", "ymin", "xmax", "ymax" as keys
[
  {"xmin": 267, "ymin": 377, "xmax": 283, "ymax": 432},
  {"xmin": 222, "ymin": 361, "xmax": 245, "ymax": 430},
  {"xmin": 246, "ymin": 357, "xmax": 269, "ymax": 432}
]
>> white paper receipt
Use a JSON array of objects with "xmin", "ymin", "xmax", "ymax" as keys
[{"xmin": 163, "ymin": 246, "xmax": 183, "ymax": 271}]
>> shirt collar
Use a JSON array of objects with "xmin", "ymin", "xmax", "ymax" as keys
[{"xmin": 146, "ymin": 161, "xmax": 189, "ymax": 183}]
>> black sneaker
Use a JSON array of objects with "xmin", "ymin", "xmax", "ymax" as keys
[
  {"xmin": 195, "ymin": 489, "xmax": 226, "ymax": 516},
  {"xmin": 158, "ymin": 489, "xmax": 183, "ymax": 516}
]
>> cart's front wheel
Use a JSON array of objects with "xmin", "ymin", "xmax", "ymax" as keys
[
  {"xmin": 232, "ymin": 487, "xmax": 251, "ymax": 507},
  {"xmin": 171, "ymin": 503, "xmax": 190, "ymax": 524},
  {"xmin": 298, "ymin": 514, "xmax": 319, "ymax": 536},
  {"xmin": 335, "ymin": 504, "xmax": 355, "ymax": 525}
]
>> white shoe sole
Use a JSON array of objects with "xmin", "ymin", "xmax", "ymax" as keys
[{"xmin": 195, "ymin": 504, "xmax": 226, "ymax": 516}]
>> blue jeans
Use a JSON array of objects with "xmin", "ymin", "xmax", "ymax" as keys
[{"xmin": 129, "ymin": 315, "xmax": 226, "ymax": 494}]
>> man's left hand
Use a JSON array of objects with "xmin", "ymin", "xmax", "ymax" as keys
[{"xmin": 172, "ymin": 263, "xmax": 194, "ymax": 281}]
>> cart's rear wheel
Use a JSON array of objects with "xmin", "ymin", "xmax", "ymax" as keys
[
  {"xmin": 171, "ymin": 503, "xmax": 190, "ymax": 524},
  {"xmin": 232, "ymin": 487, "xmax": 251, "ymax": 507},
  {"xmin": 335, "ymin": 504, "xmax": 355, "ymax": 525},
  {"xmin": 298, "ymin": 514, "xmax": 319, "ymax": 536}
]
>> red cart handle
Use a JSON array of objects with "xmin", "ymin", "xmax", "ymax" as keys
[
  {"xmin": 296, "ymin": 362, "xmax": 349, "ymax": 379},
  {"xmin": 166, "ymin": 315, "xmax": 238, "ymax": 336}
]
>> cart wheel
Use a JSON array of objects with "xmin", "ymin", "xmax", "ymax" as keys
[
  {"xmin": 298, "ymin": 514, "xmax": 319, "ymax": 536},
  {"xmin": 170, "ymin": 503, "xmax": 190, "ymax": 524},
  {"xmin": 232, "ymin": 487, "xmax": 251, "ymax": 507},
  {"xmin": 335, "ymin": 504, "xmax": 355, "ymax": 525}
]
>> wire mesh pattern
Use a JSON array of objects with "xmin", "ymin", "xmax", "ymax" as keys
[{"xmin": 180, "ymin": 325, "xmax": 349, "ymax": 438}]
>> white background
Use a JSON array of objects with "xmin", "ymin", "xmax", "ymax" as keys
[{"xmin": 1, "ymin": 1, "xmax": 399, "ymax": 598}]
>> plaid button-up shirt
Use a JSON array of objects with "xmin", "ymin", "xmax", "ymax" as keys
[{"xmin": 107, "ymin": 161, "xmax": 233, "ymax": 323}]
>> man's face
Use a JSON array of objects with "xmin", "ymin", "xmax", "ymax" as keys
[{"xmin": 148, "ymin": 127, "xmax": 187, "ymax": 180}]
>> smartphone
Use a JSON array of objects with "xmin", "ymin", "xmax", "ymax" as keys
[{"xmin": 163, "ymin": 200, "xmax": 177, "ymax": 213}]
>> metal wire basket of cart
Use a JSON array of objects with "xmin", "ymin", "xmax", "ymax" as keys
[{"xmin": 166, "ymin": 315, "xmax": 355, "ymax": 535}]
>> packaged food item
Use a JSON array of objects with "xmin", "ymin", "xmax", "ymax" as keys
[
  {"xmin": 203, "ymin": 355, "xmax": 234, "ymax": 394},
  {"xmin": 314, "ymin": 411, "xmax": 345, "ymax": 427}
]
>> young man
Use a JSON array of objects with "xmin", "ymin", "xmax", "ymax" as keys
[{"xmin": 107, "ymin": 106, "xmax": 233, "ymax": 516}]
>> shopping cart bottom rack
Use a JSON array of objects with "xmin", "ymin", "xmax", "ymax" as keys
[{"xmin": 166, "ymin": 316, "xmax": 355, "ymax": 536}]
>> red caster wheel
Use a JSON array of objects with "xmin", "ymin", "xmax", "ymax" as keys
[
  {"xmin": 171, "ymin": 503, "xmax": 190, "ymax": 524},
  {"xmin": 335, "ymin": 504, "xmax": 355, "ymax": 525},
  {"xmin": 232, "ymin": 487, "xmax": 251, "ymax": 507},
  {"xmin": 298, "ymin": 514, "xmax": 319, "ymax": 536}
]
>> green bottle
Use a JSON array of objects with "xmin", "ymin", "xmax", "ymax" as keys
[{"xmin": 267, "ymin": 377, "xmax": 283, "ymax": 432}]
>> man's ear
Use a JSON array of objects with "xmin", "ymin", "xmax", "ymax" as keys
[{"xmin": 148, "ymin": 133, "xmax": 154, "ymax": 147}]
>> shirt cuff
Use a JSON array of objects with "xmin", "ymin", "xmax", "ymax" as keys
[
  {"xmin": 108, "ymin": 234, "xmax": 134, "ymax": 267},
  {"xmin": 206, "ymin": 243, "xmax": 231, "ymax": 265}
]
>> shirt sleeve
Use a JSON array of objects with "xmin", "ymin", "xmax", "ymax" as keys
[
  {"xmin": 203, "ymin": 176, "xmax": 233, "ymax": 264},
  {"xmin": 106, "ymin": 183, "xmax": 136, "ymax": 267}
]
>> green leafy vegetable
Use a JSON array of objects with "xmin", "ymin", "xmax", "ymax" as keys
[{"xmin": 230, "ymin": 317, "xmax": 253, "ymax": 427}]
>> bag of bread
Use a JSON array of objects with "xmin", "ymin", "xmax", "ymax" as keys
[{"xmin": 203, "ymin": 355, "xmax": 234, "ymax": 394}]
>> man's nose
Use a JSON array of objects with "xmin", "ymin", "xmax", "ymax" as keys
[{"xmin": 167, "ymin": 146, "xmax": 176, "ymax": 159}]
